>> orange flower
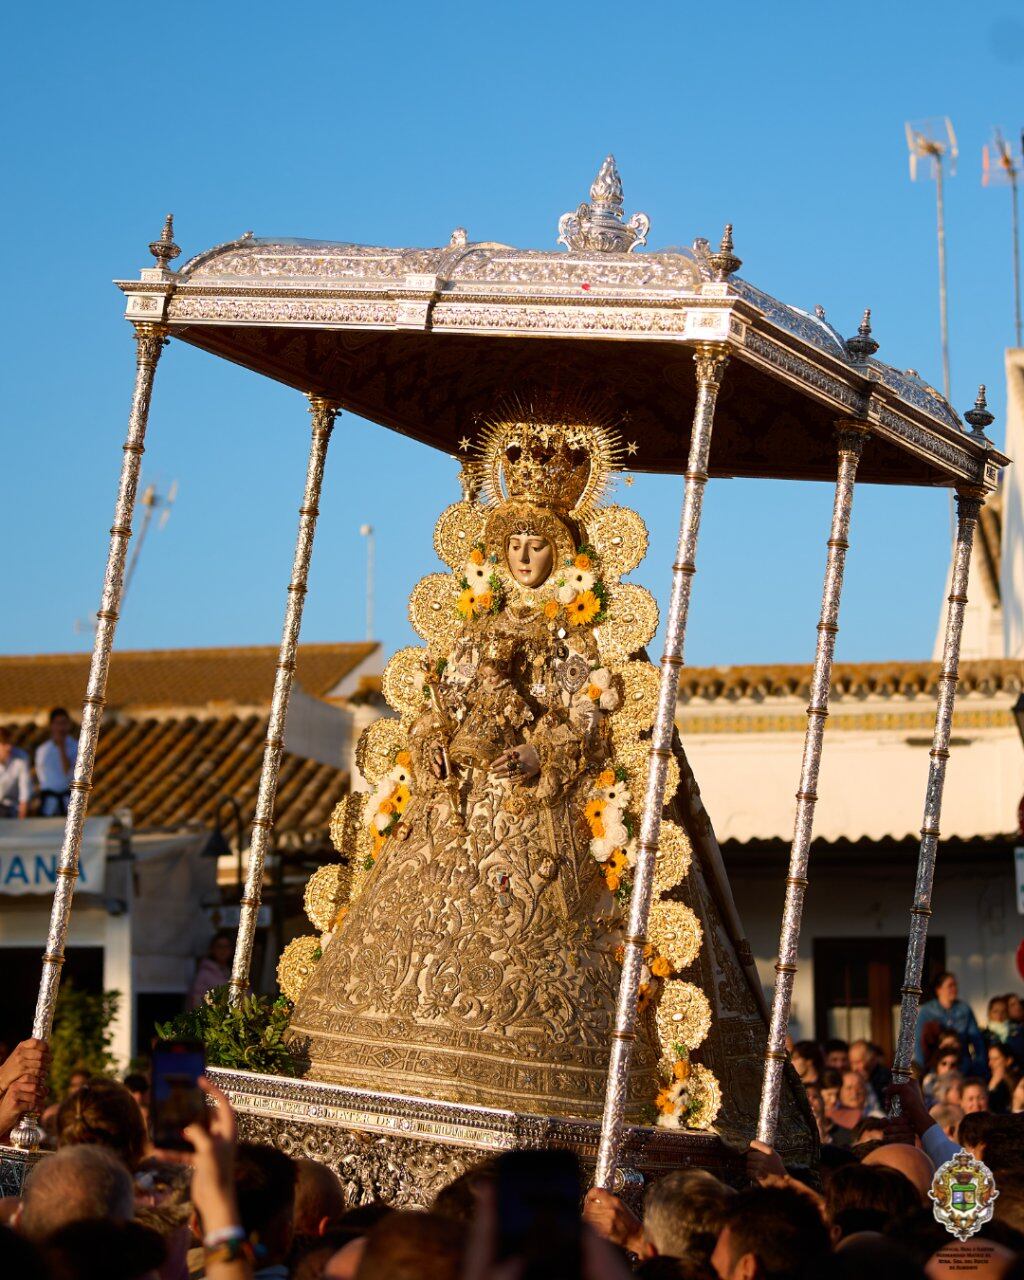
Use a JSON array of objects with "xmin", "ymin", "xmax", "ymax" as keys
[
  {"xmin": 637, "ymin": 981, "xmax": 653, "ymax": 1012},
  {"xmin": 574, "ymin": 553, "xmax": 593, "ymax": 571},
  {"xmin": 651, "ymin": 955, "xmax": 672, "ymax": 979},
  {"xmin": 598, "ymin": 769, "xmax": 616, "ymax": 788},
  {"xmin": 655, "ymin": 1086, "xmax": 675, "ymax": 1113},
  {"xmin": 587, "ymin": 683, "xmax": 602, "ymax": 701},
  {"xmin": 543, "ymin": 599, "xmax": 560, "ymax": 619},
  {"xmin": 584, "ymin": 798, "xmax": 605, "ymax": 824},
  {"xmin": 476, "ymin": 591, "xmax": 493, "ymax": 612},
  {"xmin": 395, "ymin": 750, "xmax": 412, "ymax": 767},
  {"xmin": 590, "ymin": 818, "xmax": 606, "ymax": 839},
  {"xmin": 673, "ymin": 1058, "xmax": 691, "ymax": 1081},
  {"xmin": 372, "ymin": 830, "xmax": 386, "ymax": 855},
  {"xmin": 469, "ymin": 548, "xmax": 485, "ymax": 566},
  {"xmin": 392, "ymin": 783, "xmax": 411, "ymax": 814},
  {"xmin": 378, "ymin": 798, "xmax": 395, "ymax": 816},
  {"xmin": 567, "ymin": 591, "xmax": 601, "ymax": 627},
  {"xmin": 457, "ymin": 588, "xmax": 480, "ymax": 619},
  {"xmin": 605, "ymin": 871, "xmax": 620, "ymax": 892}
]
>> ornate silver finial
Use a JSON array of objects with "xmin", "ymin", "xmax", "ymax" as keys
[
  {"xmin": 449, "ymin": 227, "xmax": 468, "ymax": 248},
  {"xmin": 964, "ymin": 385, "xmax": 994, "ymax": 441},
  {"xmin": 557, "ymin": 154, "xmax": 650, "ymax": 254},
  {"xmin": 149, "ymin": 214, "xmax": 180, "ymax": 270},
  {"xmin": 846, "ymin": 308, "xmax": 879, "ymax": 361},
  {"xmin": 709, "ymin": 224, "xmax": 741, "ymax": 280}
]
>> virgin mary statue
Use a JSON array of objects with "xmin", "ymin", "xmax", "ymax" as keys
[{"xmin": 284, "ymin": 403, "xmax": 812, "ymax": 1154}]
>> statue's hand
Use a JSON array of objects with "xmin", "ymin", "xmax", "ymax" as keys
[
  {"xmin": 489, "ymin": 745, "xmax": 540, "ymax": 781},
  {"xmin": 430, "ymin": 745, "xmax": 448, "ymax": 779}
]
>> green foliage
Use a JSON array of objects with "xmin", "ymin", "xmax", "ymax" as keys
[
  {"xmin": 154, "ymin": 986, "xmax": 300, "ymax": 1077},
  {"xmin": 50, "ymin": 982, "xmax": 119, "ymax": 1096}
]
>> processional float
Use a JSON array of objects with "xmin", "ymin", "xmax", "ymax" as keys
[{"xmin": 1, "ymin": 157, "xmax": 1006, "ymax": 1203}]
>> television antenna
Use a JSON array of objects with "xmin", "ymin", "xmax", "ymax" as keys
[
  {"xmin": 359, "ymin": 524, "xmax": 375, "ymax": 641},
  {"xmin": 905, "ymin": 117, "xmax": 958, "ymax": 403},
  {"xmin": 74, "ymin": 478, "xmax": 178, "ymax": 636},
  {"xmin": 983, "ymin": 128, "xmax": 1023, "ymax": 347}
]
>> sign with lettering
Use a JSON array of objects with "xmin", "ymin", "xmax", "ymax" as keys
[{"xmin": 0, "ymin": 817, "xmax": 111, "ymax": 895}]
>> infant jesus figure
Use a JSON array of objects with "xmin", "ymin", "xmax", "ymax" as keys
[{"xmin": 448, "ymin": 650, "xmax": 534, "ymax": 774}]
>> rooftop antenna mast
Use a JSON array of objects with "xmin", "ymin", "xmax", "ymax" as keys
[
  {"xmin": 122, "ymin": 479, "xmax": 178, "ymax": 609},
  {"xmin": 905, "ymin": 117, "xmax": 958, "ymax": 403},
  {"xmin": 983, "ymin": 128, "xmax": 1023, "ymax": 347},
  {"xmin": 359, "ymin": 524, "xmax": 375, "ymax": 641}
]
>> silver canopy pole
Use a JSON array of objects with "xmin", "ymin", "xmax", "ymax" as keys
[
  {"xmin": 593, "ymin": 343, "xmax": 728, "ymax": 1189},
  {"xmin": 229, "ymin": 396, "xmax": 339, "ymax": 1003},
  {"xmin": 890, "ymin": 488, "xmax": 983, "ymax": 1087},
  {"xmin": 755, "ymin": 423, "xmax": 867, "ymax": 1146},
  {"xmin": 10, "ymin": 322, "xmax": 169, "ymax": 1151}
]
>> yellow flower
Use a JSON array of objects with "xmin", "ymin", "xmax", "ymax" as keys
[
  {"xmin": 392, "ymin": 783, "xmax": 411, "ymax": 814},
  {"xmin": 574, "ymin": 553, "xmax": 593, "ymax": 571},
  {"xmin": 584, "ymin": 798, "xmax": 605, "ymax": 824},
  {"xmin": 651, "ymin": 955, "xmax": 672, "ymax": 979},
  {"xmin": 567, "ymin": 591, "xmax": 601, "ymax": 627},
  {"xmin": 457, "ymin": 588, "xmax": 482, "ymax": 619},
  {"xmin": 587, "ymin": 683, "xmax": 602, "ymax": 701},
  {"xmin": 372, "ymin": 830, "xmax": 386, "ymax": 855},
  {"xmin": 598, "ymin": 769, "xmax": 616, "ymax": 788},
  {"xmin": 469, "ymin": 548, "xmax": 485, "ymax": 566},
  {"xmin": 395, "ymin": 750, "xmax": 412, "ymax": 767},
  {"xmin": 378, "ymin": 798, "xmax": 395, "ymax": 817},
  {"xmin": 591, "ymin": 818, "xmax": 606, "ymax": 838},
  {"xmin": 607, "ymin": 849, "xmax": 628, "ymax": 874},
  {"xmin": 543, "ymin": 599, "xmax": 560, "ymax": 620},
  {"xmin": 604, "ymin": 870, "xmax": 620, "ymax": 892}
]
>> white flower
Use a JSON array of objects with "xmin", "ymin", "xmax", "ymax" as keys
[
  {"xmin": 372, "ymin": 811, "xmax": 391, "ymax": 833},
  {"xmin": 557, "ymin": 583, "xmax": 576, "ymax": 605},
  {"xmin": 567, "ymin": 568, "xmax": 595, "ymax": 592},
  {"xmin": 464, "ymin": 560, "xmax": 490, "ymax": 587},
  {"xmin": 656, "ymin": 1109, "xmax": 682, "ymax": 1130},
  {"xmin": 624, "ymin": 838, "xmax": 639, "ymax": 868},
  {"xmin": 599, "ymin": 688, "xmax": 621, "ymax": 712},
  {"xmin": 605, "ymin": 820, "xmax": 629, "ymax": 848},
  {"xmin": 389, "ymin": 765, "xmax": 411, "ymax": 786},
  {"xmin": 600, "ymin": 784, "xmax": 631, "ymax": 808},
  {"xmin": 591, "ymin": 835, "xmax": 614, "ymax": 860},
  {"xmin": 590, "ymin": 667, "xmax": 612, "ymax": 690},
  {"xmin": 640, "ymin": 962, "xmax": 652, "ymax": 985}
]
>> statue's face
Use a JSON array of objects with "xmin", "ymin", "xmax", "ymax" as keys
[{"xmin": 506, "ymin": 534, "xmax": 554, "ymax": 588}]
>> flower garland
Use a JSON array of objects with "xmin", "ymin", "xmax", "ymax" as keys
[
  {"xmin": 583, "ymin": 763, "xmax": 636, "ymax": 900},
  {"xmin": 456, "ymin": 545, "xmax": 505, "ymax": 619},
  {"xmin": 366, "ymin": 748, "xmax": 414, "ymax": 859}
]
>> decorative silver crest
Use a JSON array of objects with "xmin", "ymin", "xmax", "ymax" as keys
[{"xmin": 558, "ymin": 155, "xmax": 650, "ymax": 254}]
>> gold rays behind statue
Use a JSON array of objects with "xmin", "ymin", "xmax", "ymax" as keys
[{"xmin": 468, "ymin": 392, "xmax": 628, "ymax": 521}]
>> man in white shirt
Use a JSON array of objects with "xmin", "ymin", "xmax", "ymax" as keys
[
  {"xmin": 35, "ymin": 707, "xmax": 78, "ymax": 817},
  {"xmin": 0, "ymin": 728, "xmax": 32, "ymax": 819}
]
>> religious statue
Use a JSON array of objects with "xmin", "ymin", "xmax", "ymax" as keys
[{"xmin": 284, "ymin": 401, "xmax": 814, "ymax": 1153}]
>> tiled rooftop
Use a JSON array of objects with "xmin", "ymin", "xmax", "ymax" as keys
[
  {"xmin": 0, "ymin": 643, "xmax": 377, "ymax": 838},
  {"xmin": 0, "ymin": 642, "xmax": 377, "ymax": 715},
  {"xmin": 677, "ymin": 658, "xmax": 1024, "ymax": 703}
]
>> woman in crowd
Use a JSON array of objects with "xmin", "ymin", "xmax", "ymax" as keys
[{"xmin": 987, "ymin": 1041, "xmax": 1021, "ymax": 1113}]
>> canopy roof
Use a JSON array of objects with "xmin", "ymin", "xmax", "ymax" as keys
[{"xmin": 118, "ymin": 156, "xmax": 1007, "ymax": 490}]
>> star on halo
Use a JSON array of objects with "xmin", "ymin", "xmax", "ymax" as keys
[
  {"xmin": 458, "ymin": 436, "xmax": 471, "ymax": 452},
  {"xmin": 626, "ymin": 441, "xmax": 638, "ymax": 456}
]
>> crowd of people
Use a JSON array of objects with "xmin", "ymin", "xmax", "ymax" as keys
[
  {"xmin": 0, "ymin": 710, "xmax": 79, "ymax": 819},
  {"xmin": 0, "ymin": 972, "xmax": 1022, "ymax": 1278}
]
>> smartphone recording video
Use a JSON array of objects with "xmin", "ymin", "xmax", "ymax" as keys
[{"xmin": 150, "ymin": 1038, "xmax": 206, "ymax": 1152}]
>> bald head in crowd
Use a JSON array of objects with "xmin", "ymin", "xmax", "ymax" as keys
[
  {"xmin": 862, "ymin": 1144, "xmax": 935, "ymax": 1203},
  {"xmin": 20, "ymin": 1146, "xmax": 135, "ymax": 1242}
]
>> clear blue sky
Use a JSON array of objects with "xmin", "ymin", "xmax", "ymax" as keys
[{"xmin": 2, "ymin": 2, "xmax": 1021, "ymax": 668}]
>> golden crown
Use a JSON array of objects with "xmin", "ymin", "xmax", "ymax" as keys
[{"xmin": 468, "ymin": 396, "xmax": 626, "ymax": 519}]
